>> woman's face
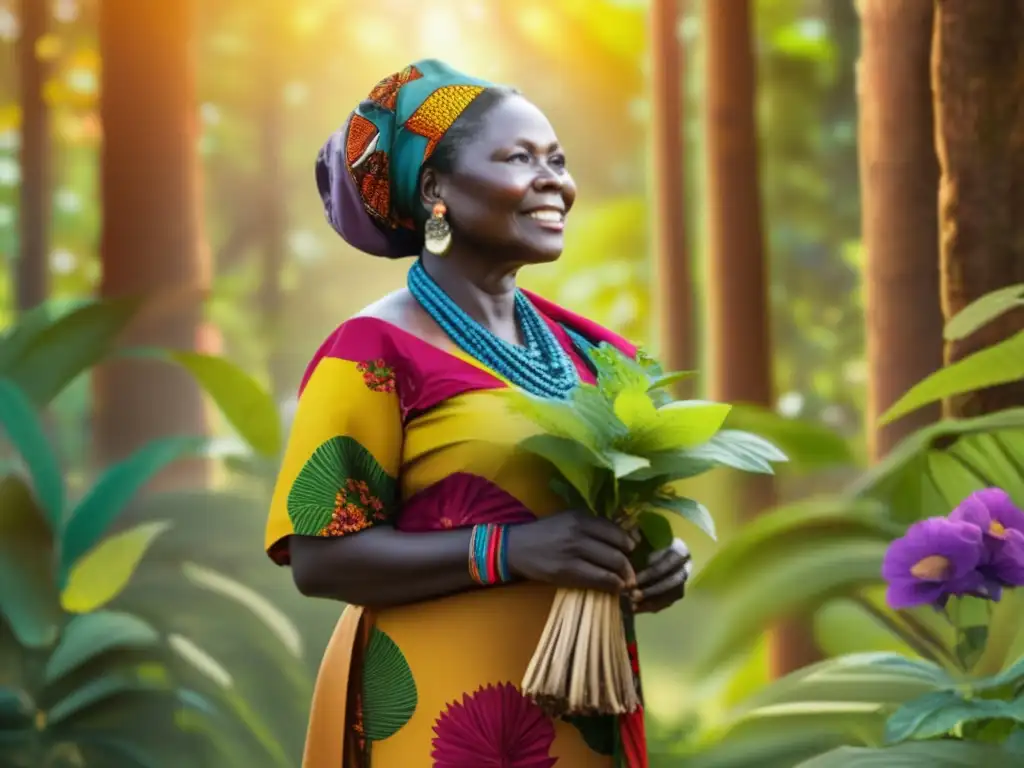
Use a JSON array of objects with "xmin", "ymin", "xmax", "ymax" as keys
[{"xmin": 436, "ymin": 95, "xmax": 577, "ymax": 264}]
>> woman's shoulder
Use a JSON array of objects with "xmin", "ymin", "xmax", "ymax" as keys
[
  {"xmin": 297, "ymin": 290, "xmax": 458, "ymax": 395},
  {"xmin": 521, "ymin": 289, "xmax": 638, "ymax": 358}
]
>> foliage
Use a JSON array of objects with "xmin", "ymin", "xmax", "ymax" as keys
[
  {"xmin": 503, "ymin": 344, "xmax": 787, "ymax": 545},
  {"xmin": 0, "ymin": 297, "xmax": 308, "ymax": 766}
]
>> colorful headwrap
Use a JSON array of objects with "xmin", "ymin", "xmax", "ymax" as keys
[{"xmin": 316, "ymin": 59, "xmax": 495, "ymax": 258}]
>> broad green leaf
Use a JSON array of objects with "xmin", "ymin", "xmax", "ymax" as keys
[
  {"xmin": 926, "ymin": 450, "xmax": 987, "ymax": 509},
  {"xmin": 2, "ymin": 297, "xmax": 141, "ymax": 406},
  {"xmin": 849, "ymin": 408, "xmax": 1024, "ymax": 519},
  {"xmin": 628, "ymin": 400, "xmax": 732, "ymax": 453},
  {"xmin": 669, "ymin": 732, "xmax": 853, "ymax": 768},
  {"xmin": 61, "ymin": 521, "xmax": 171, "ymax": 614},
  {"xmin": 612, "ymin": 387, "xmax": 657, "ymax": 428},
  {"xmin": 948, "ymin": 433, "xmax": 1024, "ymax": 510},
  {"xmin": 884, "ymin": 689, "xmax": 1024, "ymax": 744},
  {"xmin": 693, "ymin": 497, "xmax": 897, "ymax": 590},
  {"xmin": 724, "ymin": 403, "xmax": 853, "ymax": 470},
  {"xmin": 0, "ymin": 475, "xmax": 61, "ymax": 648},
  {"xmin": 46, "ymin": 675, "xmax": 170, "ymax": 726},
  {"xmin": 653, "ymin": 495, "xmax": 716, "ymax": 540},
  {"xmin": 647, "ymin": 370, "xmax": 696, "ymax": 393},
  {"xmin": 691, "ymin": 537, "xmax": 890, "ymax": 673},
  {"xmin": 879, "ymin": 331, "xmax": 1024, "ymax": 426},
  {"xmin": 638, "ymin": 510, "xmax": 673, "ymax": 550},
  {"xmin": 518, "ymin": 433, "xmax": 607, "ymax": 511},
  {"xmin": 605, "ymin": 450, "xmax": 650, "ymax": 478},
  {"xmin": 0, "ymin": 298, "xmax": 93, "ymax": 370},
  {"xmin": 122, "ymin": 349, "xmax": 282, "ymax": 457},
  {"xmin": 943, "ymin": 283, "xmax": 1024, "ymax": 341},
  {"xmin": 974, "ymin": 651, "xmax": 1024, "ymax": 693},
  {"xmin": 0, "ymin": 378, "xmax": 63, "ymax": 525},
  {"xmin": 738, "ymin": 653, "xmax": 955, "ymax": 714},
  {"xmin": 59, "ymin": 436, "xmax": 206, "ymax": 582},
  {"xmin": 796, "ymin": 740, "xmax": 1017, "ymax": 767},
  {"xmin": 182, "ymin": 562, "xmax": 302, "ymax": 657},
  {"xmin": 973, "ymin": 589, "xmax": 1024, "ymax": 678},
  {"xmin": 686, "ymin": 430, "xmax": 786, "ymax": 474},
  {"xmin": 504, "ymin": 390, "xmax": 602, "ymax": 451},
  {"xmin": 44, "ymin": 612, "xmax": 160, "ymax": 685}
]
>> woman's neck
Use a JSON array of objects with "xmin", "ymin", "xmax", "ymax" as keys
[{"xmin": 420, "ymin": 251, "xmax": 522, "ymax": 343}]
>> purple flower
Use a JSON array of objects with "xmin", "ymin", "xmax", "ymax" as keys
[
  {"xmin": 949, "ymin": 488, "xmax": 1024, "ymax": 598},
  {"xmin": 882, "ymin": 517, "xmax": 986, "ymax": 609}
]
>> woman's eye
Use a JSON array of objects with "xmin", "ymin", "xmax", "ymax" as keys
[
  {"xmin": 507, "ymin": 152, "xmax": 531, "ymax": 163},
  {"xmin": 550, "ymin": 155, "xmax": 566, "ymax": 168}
]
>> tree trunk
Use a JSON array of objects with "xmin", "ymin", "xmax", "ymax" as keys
[
  {"xmin": 95, "ymin": 0, "xmax": 211, "ymax": 484},
  {"xmin": 858, "ymin": 0, "xmax": 944, "ymax": 458},
  {"xmin": 650, "ymin": 0, "xmax": 696, "ymax": 380},
  {"xmin": 16, "ymin": 0, "xmax": 50, "ymax": 311},
  {"xmin": 704, "ymin": 0, "xmax": 819, "ymax": 676},
  {"xmin": 932, "ymin": 0, "xmax": 1024, "ymax": 418}
]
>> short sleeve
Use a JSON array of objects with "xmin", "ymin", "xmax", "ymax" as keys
[{"xmin": 265, "ymin": 342, "xmax": 403, "ymax": 565}]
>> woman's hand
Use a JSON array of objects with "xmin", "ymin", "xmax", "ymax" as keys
[
  {"xmin": 506, "ymin": 510, "xmax": 637, "ymax": 594},
  {"xmin": 630, "ymin": 538, "xmax": 692, "ymax": 614}
]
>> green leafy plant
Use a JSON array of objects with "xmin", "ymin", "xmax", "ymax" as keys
[
  {"xmin": 0, "ymin": 297, "xmax": 306, "ymax": 766},
  {"xmin": 502, "ymin": 344, "xmax": 786, "ymax": 716}
]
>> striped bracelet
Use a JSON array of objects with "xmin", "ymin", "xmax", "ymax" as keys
[{"xmin": 468, "ymin": 523, "xmax": 512, "ymax": 585}]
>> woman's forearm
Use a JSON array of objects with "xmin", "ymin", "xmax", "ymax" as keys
[{"xmin": 289, "ymin": 526, "xmax": 488, "ymax": 608}]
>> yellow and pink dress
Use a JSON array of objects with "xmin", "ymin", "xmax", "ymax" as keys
[{"xmin": 265, "ymin": 292, "xmax": 648, "ymax": 768}]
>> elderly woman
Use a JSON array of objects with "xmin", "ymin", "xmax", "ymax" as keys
[{"xmin": 265, "ymin": 60, "xmax": 691, "ymax": 768}]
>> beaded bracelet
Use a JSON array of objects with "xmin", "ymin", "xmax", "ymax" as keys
[{"xmin": 468, "ymin": 523, "xmax": 512, "ymax": 585}]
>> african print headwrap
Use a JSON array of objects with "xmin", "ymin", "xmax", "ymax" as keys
[{"xmin": 316, "ymin": 59, "xmax": 494, "ymax": 258}]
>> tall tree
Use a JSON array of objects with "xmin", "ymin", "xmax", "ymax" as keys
[
  {"xmin": 17, "ymin": 0, "xmax": 51, "ymax": 311},
  {"xmin": 95, "ymin": 0, "xmax": 211, "ymax": 481},
  {"xmin": 932, "ymin": 0, "xmax": 1024, "ymax": 417},
  {"xmin": 650, "ymin": 0, "xmax": 696, "ymax": 377},
  {"xmin": 704, "ymin": 0, "xmax": 817, "ymax": 675},
  {"xmin": 858, "ymin": 0, "xmax": 944, "ymax": 458}
]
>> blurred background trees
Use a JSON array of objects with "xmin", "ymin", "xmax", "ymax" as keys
[{"xmin": 2, "ymin": 0, "xmax": 1024, "ymax": 765}]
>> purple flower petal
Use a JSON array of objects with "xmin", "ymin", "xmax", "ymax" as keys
[
  {"xmin": 949, "ymin": 488, "xmax": 1024, "ymax": 587},
  {"xmin": 882, "ymin": 517, "xmax": 985, "ymax": 610}
]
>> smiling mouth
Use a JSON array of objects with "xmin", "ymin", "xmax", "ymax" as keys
[{"xmin": 522, "ymin": 209, "xmax": 566, "ymax": 230}]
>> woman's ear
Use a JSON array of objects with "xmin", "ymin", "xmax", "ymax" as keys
[{"xmin": 419, "ymin": 167, "xmax": 444, "ymax": 211}]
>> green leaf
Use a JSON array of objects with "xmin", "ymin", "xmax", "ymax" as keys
[
  {"xmin": 724, "ymin": 404, "xmax": 853, "ymax": 471},
  {"xmin": 61, "ymin": 521, "xmax": 171, "ymax": 614},
  {"xmin": 629, "ymin": 400, "xmax": 732, "ymax": 453},
  {"xmin": 648, "ymin": 370, "xmax": 696, "ymax": 393},
  {"xmin": 686, "ymin": 429, "xmax": 786, "ymax": 475},
  {"xmin": 926, "ymin": 450, "xmax": 988, "ymax": 509},
  {"xmin": 612, "ymin": 387, "xmax": 657, "ymax": 429},
  {"xmin": 123, "ymin": 349, "xmax": 282, "ymax": 457},
  {"xmin": 0, "ymin": 298, "xmax": 93, "ymax": 371},
  {"xmin": 943, "ymin": 283, "xmax": 1024, "ymax": 341},
  {"xmin": 691, "ymin": 536, "xmax": 890, "ymax": 673},
  {"xmin": 849, "ymin": 408, "xmax": 1024, "ymax": 521},
  {"xmin": 973, "ymin": 652, "xmax": 1024, "ymax": 694},
  {"xmin": 693, "ymin": 497, "xmax": 898, "ymax": 590},
  {"xmin": 46, "ymin": 675, "xmax": 170, "ymax": 726},
  {"xmin": 1, "ymin": 297, "xmax": 141, "ymax": 407},
  {"xmin": 947, "ymin": 433, "xmax": 1024, "ymax": 511},
  {"xmin": 638, "ymin": 510, "xmax": 674, "ymax": 550},
  {"xmin": 879, "ymin": 331, "xmax": 1024, "ymax": 426},
  {"xmin": 0, "ymin": 475, "xmax": 61, "ymax": 648},
  {"xmin": 605, "ymin": 450, "xmax": 650, "ymax": 478},
  {"xmin": 796, "ymin": 740, "xmax": 1017, "ymax": 767},
  {"xmin": 44, "ymin": 612, "xmax": 160, "ymax": 686},
  {"xmin": 653, "ymin": 494, "xmax": 716, "ymax": 540},
  {"xmin": 59, "ymin": 436, "xmax": 206, "ymax": 581},
  {"xmin": 181, "ymin": 562, "xmax": 302, "ymax": 657},
  {"xmin": 516, "ymin": 433, "xmax": 608, "ymax": 512},
  {"xmin": 885, "ymin": 689, "xmax": 1024, "ymax": 744},
  {"xmin": 0, "ymin": 378, "xmax": 63, "ymax": 526},
  {"xmin": 504, "ymin": 389, "xmax": 604, "ymax": 451}
]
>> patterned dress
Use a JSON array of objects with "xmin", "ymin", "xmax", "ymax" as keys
[{"xmin": 265, "ymin": 291, "xmax": 648, "ymax": 767}]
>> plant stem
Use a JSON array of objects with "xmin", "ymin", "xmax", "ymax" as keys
[{"xmin": 851, "ymin": 594, "xmax": 957, "ymax": 668}]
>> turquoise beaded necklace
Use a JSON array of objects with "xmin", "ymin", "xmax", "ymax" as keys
[{"xmin": 407, "ymin": 259, "xmax": 581, "ymax": 400}]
